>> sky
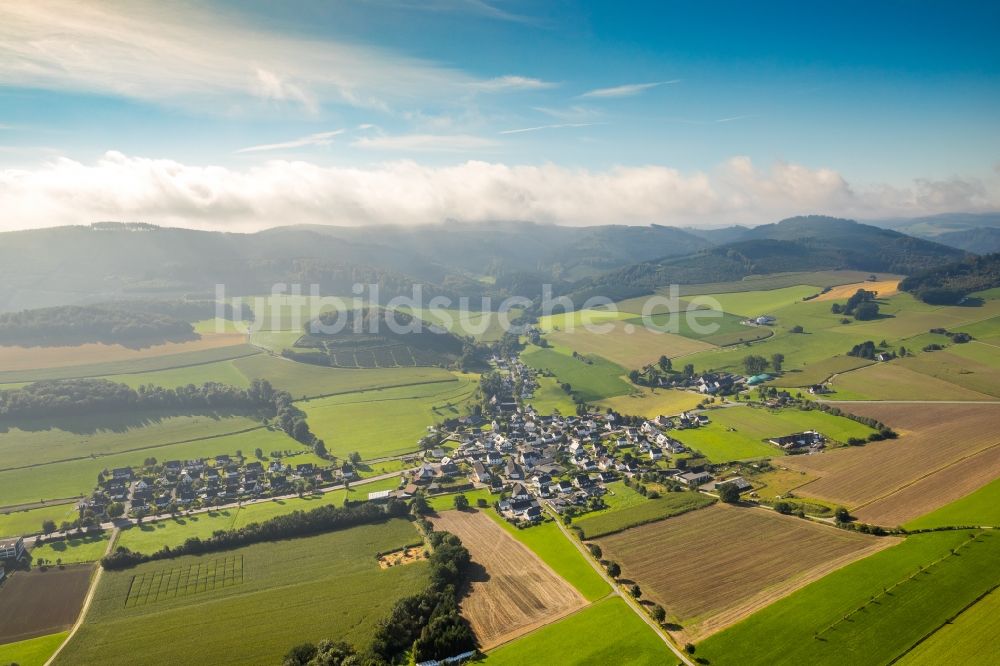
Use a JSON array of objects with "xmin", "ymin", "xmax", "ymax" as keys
[{"xmin": 0, "ymin": 0, "xmax": 998, "ymax": 231}]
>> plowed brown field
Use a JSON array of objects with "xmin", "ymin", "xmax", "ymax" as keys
[
  {"xmin": 0, "ymin": 565, "xmax": 93, "ymax": 643},
  {"xmin": 784, "ymin": 403, "xmax": 1000, "ymax": 525},
  {"xmin": 430, "ymin": 510, "xmax": 587, "ymax": 650},
  {"xmin": 597, "ymin": 504, "xmax": 894, "ymax": 641}
]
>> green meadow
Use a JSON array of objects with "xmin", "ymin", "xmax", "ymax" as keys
[
  {"xmin": 698, "ymin": 531, "xmax": 1000, "ymax": 666},
  {"xmin": 55, "ymin": 519, "xmax": 428, "ymax": 666},
  {"xmin": 0, "ymin": 502, "xmax": 80, "ymax": 539},
  {"xmin": 689, "ymin": 284, "xmax": 820, "ymax": 318},
  {"xmin": 521, "ymin": 345, "xmax": 631, "ymax": 402},
  {"xmin": 302, "ymin": 377, "xmax": 478, "ymax": 460},
  {"xmin": 896, "ymin": 588, "xmax": 1000, "ymax": 665},
  {"xmin": 29, "ymin": 532, "xmax": 110, "ymax": 564},
  {"xmin": 575, "ymin": 490, "xmax": 715, "ymax": 539},
  {"xmin": 904, "ymin": 477, "xmax": 1000, "ymax": 530},
  {"xmin": 0, "ymin": 632, "xmax": 69, "ymax": 666},
  {"xmin": 487, "ymin": 597, "xmax": 670, "ymax": 665}
]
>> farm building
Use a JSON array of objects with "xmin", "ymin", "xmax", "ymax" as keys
[
  {"xmin": 747, "ymin": 373, "xmax": 772, "ymax": 386},
  {"xmin": 0, "ymin": 536, "xmax": 25, "ymax": 561},
  {"xmin": 678, "ymin": 471, "xmax": 713, "ymax": 487},
  {"xmin": 768, "ymin": 431, "xmax": 825, "ymax": 451}
]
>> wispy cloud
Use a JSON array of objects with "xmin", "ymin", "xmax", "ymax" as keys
[
  {"xmin": 580, "ymin": 80, "xmax": 680, "ymax": 98},
  {"xmin": 499, "ymin": 123, "xmax": 600, "ymax": 135},
  {"xmin": 236, "ymin": 130, "xmax": 346, "ymax": 154},
  {"xmin": 373, "ymin": 0, "xmax": 537, "ymax": 24},
  {"xmin": 533, "ymin": 106, "xmax": 602, "ymax": 122},
  {"xmin": 0, "ymin": 1, "xmax": 473, "ymax": 115},
  {"xmin": 714, "ymin": 115, "xmax": 754, "ymax": 123},
  {"xmin": 352, "ymin": 133, "xmax": 499, "ymax": 152},
  {"xmin": 473, "ymin": 75, "xmax": 557, "ymax": 92}
]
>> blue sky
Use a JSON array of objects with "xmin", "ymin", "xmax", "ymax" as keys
[{"xmin": 0, "ymin": 0, "xmax": 998, "ymax": 230}]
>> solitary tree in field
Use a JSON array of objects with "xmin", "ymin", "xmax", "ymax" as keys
[
  {"xmin": 770, "ymin": 353, "xmax": 785, "ymax": 373},
  {"xmin": 42, "ymin": 519, "xmax": 56, "ymax": 534},
  {"xmin": 743, "ymin": 355, "xmax": 769, "ymax": 375},
  {"xmin": 453, "ymin": 494, "xmax": 470, "ymax": 511}
]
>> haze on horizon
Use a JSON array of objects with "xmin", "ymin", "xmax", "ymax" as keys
[{"xmin": 0, "ymin": 0, "xmax": 998, "ymax": 232}]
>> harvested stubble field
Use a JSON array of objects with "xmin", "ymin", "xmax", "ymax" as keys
[
  {"xmin": 784, "ymin": 403, "xmax": 1000, "ymax": 526},
  {"xmin": 814, "ymin": 279, "xmax": 900, "ymax": 302},
  {"xmin": 597, "ymin": 504, "xmax": 894, "ymax": 641},
  {"xmin": 430, "ymin": 510, "xmax": 587, "ymax": 650},
  {"xmin": 0, "ymin": 333, "xmax": 248, "ymax": 373},
  {"xmin": 0, "ymin": 566, "xmax": 93, "ymax": 644},
  {"xmin": 547, "ymin": 323, "xmax": 713, "ymax": 368}
]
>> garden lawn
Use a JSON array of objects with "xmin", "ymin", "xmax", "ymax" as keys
[
  {"xmin": 29, "ymin": 533, "xmax": 110, "ymax": 564},
  {"xmin": 54, "ymin": 519, "xmax": 428, "ymax": 666},
  {"xmin": 301, "ymin": 377, "xmax": 477, "ymax": 460},
  {"xmin": 697, "ymin": 531, "xmax": 1000, "ymax": 666},
  {"xmin": 0, "ymin": 632, "xmax": 68, "ymax": 666},
  {"xmin": 486, "ymin": 597, "xmax": 671, "ymax": 665},
  {"xmin": 904, "ymin": 477, "xmax": 1000, "ymax": 530}
]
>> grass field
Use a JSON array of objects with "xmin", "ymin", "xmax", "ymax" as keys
[
  {"xmin": 103, "ymin": 359, "xmax": 252, "ymax": 389},
  {"xmin": 0, "ymin": 345, "xmax": 260, "ymax": 384},
  {"xmin": 486, "ymin": 597, "xmax": 671, "ymax": 665},
  {"xmin": 597, "ymin": 504, "xmax": 893, "ymax": 640},
  {"xmin": 769, "ymin": 355, "xmax": 874, "ymax": 387},
  {"xmin": 301, "ymin": 377, "xmax": 478, "ymax": 460},
  {"xmin": 595, "ymin": 388, "xmax": 704, "ymax": 418},
  {"xmin": 669, "ymin": 405, "xmax": 874, "ymax": 463},
  {"xmin": 690, "ymin": 285, "xmax": 821, "ymax": 317},
  {"xmin": 897, "ymin": 349, "xmax": 1000, "ymax": 398},
  {"xmin": 431, "ymin": 510, "xmax": 587, "ymax": 649},
  {"xmin": 116, "ymin": 476, "xmax": 403, "ymax": 554},
  {"xmin": 672, "ymin": 271, "xmax": 894, "ymax": 296},
  {"xmin": 521, "ymin": 345, "xmax": 631, "ymax": 402},
  {"xmin": 785, "ymin": 403, "xmax": 1000, "ymax": 525},
  {"xmin": 0, "ymin": 502, "xmax": 80, "ymax": 539},
  {"xmin": 829, "ymin": 358, "xmax": 997, "ymax": 401},
  {"xmin": 636, "ymin": 309, "xmax": 773, "ymax": 346},
  {"xmin": 547, "ymin": 323, "xmax": 713, "ymax": 368},
  {"xmin": 29, "ymin": 533, "xmax": 110, "ymax": 564},
  {"xmin": 896, "ymin": 588, "xmax": 1000, "ymax": 665},
  {"xmin": 0, "ymin": 632, "xmax": 68, "ymax": 666},
  {"xmin": 55, "ymin": 519, "xmax": 428, "ymax": 666},
  {"xmin": 0, "ymin": 426, "xmax": 314, "ymax": 510},
  {"xmin": 575, "ymin": 490, "xmax": 714, "ymax": 538},
  {"xmin": 697, "ymin": 531, "xmax": 1000, "ymax": 666},
  {"xmin": 526, "ymin": 376, "xmax": 578, "ymax": 416},
  {"xmin": 232, "ymin": 353, "xmax": 456, "ymax": 399},
  {"xmin": 904, "ymin": 477, "xmax": 1000, "ymax": 530},
  {"xmin": 401, "ymin": 306, "xmax": 521, "ymax": 343}
]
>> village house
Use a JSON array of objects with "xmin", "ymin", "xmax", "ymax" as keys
[
  {"xmin": 768, "ymin": 430, "xmax": 825, "ymax": 450},
  {"xmin": 678, "ymin": 471, "xmax": 713, "ymax": 487}
]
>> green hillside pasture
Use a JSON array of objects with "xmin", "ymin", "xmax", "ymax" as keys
[
  {"xmin": 29, "ymin": 533, "xmax": 110, "ymax": 565},
  {"xmin": 526, "ymin": 376, "xmax": 578, "ymax": 416},
  {"xmin": 116, "ymin": 476, "xmax": 403, "ymax": 555},
  {"xmin": 487, "ymin": 597, "xmax": 670, "ymax": 665},
  {"xmin": 537, "ymin": 308, "xmax": 636, "ymax": 333},
  {"xmin": 0, "ymin": 413, "xmax": 261, "ymax": 471},
  {"xmin": 302, "ymin": 378, "xmax": 478, "ymax": 460},
  {"xmin": 401, "ymin": 306, "xmax": 521, "ymax": 343},
  {"xmin": 689, "ymin": 285, "xmax": 821, "ymax": 318},
  {"xmin": 248, "ymin": 329, "xmax": 304, "ymax": 353},
  {"xmin": 0, "ymin": 503, "xmax": 80, "ymax": 539},
  {"xmin": 0, "ymin": 428, "xmax": 315, "ymax": 510},
  {"xmin": 699, "ymin": 531, "xmax": 1000, "ymax": 666},
  {"xmin": 596, "ymin": 388, "xmax": 705, "ymax": 419},
  {"xmin": 769, "ymin": 355, "xmax": 874, "ymax": 388},
  {"xmin": 897, "ymin": 588, "xmax": 1000, "ymax": 665},
  {"xmin": 828, "ymin": 362, "xmax": 995, "ymax": 401},
  {"xmin": 0, "ymin": 632, "xmax": 68, "ymax": 666},
  {"xmin": 54, "ymin": 519, "xmax": 428, "ymax": 666},
  {"xmin": 905, "ymin": 477, "xmax": 1000, "ymax": 530},
  {"xmin": 956, "ymin": 315, "xmax": 1000, "ymax": 343},
  {"xmin": 547, "ymin": 323, "xmax": 713, "ymax": 368},
  {"xmin": 897, "ymin": 350, "xmax": 1000, "ymax": 398},
  {"xmin": 0, "ymin": 345, "xmax": 260, "ymax": 384},
  {"xmin": 672, "ymin": 271, "xmax": 891, "ymax": 297},
  {"xmin": 232, "ymin": 353, "xmax": 456, "ymax": 399},
  {"xmin": 521, "ymin": 345, "xmax": 632, "ymax": 402},
  {"xmin": 575, "ymin": 491, "xmax": 715, "ymax": 539},
  {"xmin": 636, "ymin": 309, "xmax": 772, "ymax": 347},
  {"xmin": 102, "ymin": 359, "xmax": 252, "ymax": 388},
  {"xmin": 671, "ymin": 406, "xmax": 874, "ymax": 462},
  {"xmin": 233, "ymin": 294, "xmax": 345, "ymax": 331}
]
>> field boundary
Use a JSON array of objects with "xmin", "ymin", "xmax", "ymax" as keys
[{"xmin": 887, "ymin": 584, "xmax": 999, "ymax": 665}]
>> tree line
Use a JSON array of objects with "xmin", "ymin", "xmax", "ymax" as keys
[
  {"xmin": 101, "ymin": 499, "xmax": 408, "ymax": 571},
  {"xmin": 0, "ymin": 305, "xmax": 196, "ymax": 347}
]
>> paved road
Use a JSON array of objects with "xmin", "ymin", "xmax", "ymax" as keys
[
  {"xmin": 548, "ymin": 510, "xmax": 696, "ymax": 666},
  {"xmin": 26, "ymin": 470, "xmax": 404, "ymax": 548}
]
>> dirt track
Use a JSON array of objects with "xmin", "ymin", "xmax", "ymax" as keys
[{"xmin": 431, "ymin": 510, "xmax": 586, "ymax": 650}]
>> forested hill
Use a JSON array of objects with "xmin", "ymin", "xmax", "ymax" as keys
[
  {"xmin": 567, "ymin": 216, "xmax": 968, "ymax": 302},
  {"xmin": 0, "ymin": 305, "xmax": 197, "ymax": 347},
  {"xmin": 900, "ymin": 253, "xmax": 1000, "ymax": 304}
]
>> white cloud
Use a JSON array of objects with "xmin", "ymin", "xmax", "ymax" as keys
[
  {"xmin": 352, "ymin": 134, "xmax": 499, "ymax": 152},
  {"xmin": 0, "ymin": 1, "xmax": 474, "ymax": 114},
  {"xmin": 237, "ymin": 130, "xmax": 346, "ymax": 154},
  {"xmin": 473, "ymin": 75, "xmax": 557, "ymax": 92},
  {"xmin": 1, "ymin": 152, "xmax": 997, "ymax": 233},
  {"xmin": 580, "ymin": 80, "xmax": 680, "ymax": 98}
]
